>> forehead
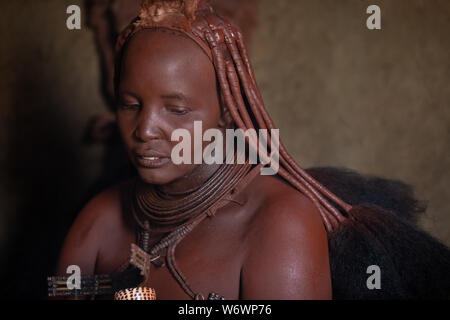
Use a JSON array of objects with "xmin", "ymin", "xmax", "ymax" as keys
[{"xmin": 119, "ymin": 29, "xmax": 216, "ymax": 95}]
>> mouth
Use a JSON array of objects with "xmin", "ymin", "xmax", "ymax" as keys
[{"xmin": 135, "ymin": 154, "xmax": 170, "ymax": 169}]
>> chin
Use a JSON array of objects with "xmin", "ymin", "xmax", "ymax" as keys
[
  {"xmin": 136, "ymin": 168, "xmax": 175, "ymax": 186},
  {"xmin": 135, "ymin": 163, "xmax": 193, "ymax": 186}
]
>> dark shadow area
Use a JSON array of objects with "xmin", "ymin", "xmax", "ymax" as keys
[{"xmin": 0, "ymin": 58, "xmax": 95, "ymax": 299}]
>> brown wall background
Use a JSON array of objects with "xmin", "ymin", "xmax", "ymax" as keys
[
  {"xmin": 251, "ymin": 0, "xmax": 450, "ymax": 246},
  {"xmin": 0, "ymin": 0, "xmax": 449, "ymax": 296}
]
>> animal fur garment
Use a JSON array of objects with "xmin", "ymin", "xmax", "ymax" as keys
[{"xmin": 308, "ymin": 167, "xmax": 450, "ymax": 299}]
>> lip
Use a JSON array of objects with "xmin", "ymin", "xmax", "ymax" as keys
[{"xmin": 134, "ymin": 152, "xmax": 170, "ymax": 169}]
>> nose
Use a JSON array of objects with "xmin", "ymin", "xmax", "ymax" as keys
[{"xmin": 134, "ymin": 107, "xmax": 163, "ymax": 142}]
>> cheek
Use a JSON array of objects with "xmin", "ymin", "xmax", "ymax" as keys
[
  {"xmin": 116, "ymin": 113, "xmax": 136, "ymax": 142},
  {"xmin": 198, "ymin": 102, "xmax": 222, "ymax": 127}
]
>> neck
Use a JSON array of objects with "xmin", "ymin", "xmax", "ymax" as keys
[
  {"xmin": 155, "ymin": 162, "xmax": 222, "ymax": 196},
  {"xmin": 155, "ymin": 139, "xmax": 230, "ymax": 195}
]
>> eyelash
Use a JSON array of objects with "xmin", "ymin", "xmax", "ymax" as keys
[
  {"xmin": 118, "ymin": 103, "xmax": 140, "ymax": 111},
  {"xmin": 169, "ymin": 108, "xmax": 190, "ymax": 116},
  {"xmin": 166, "ymin": 105, "xmax": 190, "ymax": 115},
  {"xmin": 117, "ymin": 103, "xmax": 190, "ymax": 115}
]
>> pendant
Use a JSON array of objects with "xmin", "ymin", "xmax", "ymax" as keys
[{"xmin": 129, "ymin": 243, "xmax": 160, "ymax": 280}]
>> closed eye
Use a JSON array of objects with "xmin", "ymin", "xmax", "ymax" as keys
[
  {"xmin": 167, "ymin": 106, "xmax": 191, "ymax": 115},
  {"xmin": 118, "ymin": 103, "xmax": 140, "ymax": 111}
]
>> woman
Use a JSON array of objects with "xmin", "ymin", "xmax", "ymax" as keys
[{"xmin": 54, "ymin": 0, "xmax": 450, "ymax": 300}]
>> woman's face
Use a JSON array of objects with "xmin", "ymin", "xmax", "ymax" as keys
[{"xmin": 117, "ymin": 30, "xmax": 225, "ymax": 187}]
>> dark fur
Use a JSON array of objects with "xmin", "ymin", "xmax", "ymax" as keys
[
  {"xmin": 307, "ymin": 167, "xmax": 450, "ymax": 300},
  {"xmin": 307, "ymin": 167, "xmax": 427, "ymax": 223}
]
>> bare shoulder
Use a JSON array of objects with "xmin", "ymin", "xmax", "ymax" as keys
[
  {"xmin": 245, "ymin": 174, "xmax": 326, "ymax": 242},
  {"xmin": 79, "ymin": 181, "xmax": 134, "ymax": 234},
  {"xmin": 55, "ymin": 181, "xmax": 134, "ymax": 276},
  {"xmin": 240, "ymin": 174, "xmax": 332, "ymax": 299},
  {"xmin": 65, "ymin": 182, "xmax": 129, "ymax": 248}
]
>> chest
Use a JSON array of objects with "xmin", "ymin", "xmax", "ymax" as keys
[
  {"xmin": 96, "ymin": 200, "xmax": 253, "ymax": 300},
  {"xmin": 143, "ymin": 219, "xmax": 246, "ymax": 300}
]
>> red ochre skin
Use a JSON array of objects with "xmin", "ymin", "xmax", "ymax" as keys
[{"xmin": 55, "ymin": 31, "xmax": 332, "ymax": 300}]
